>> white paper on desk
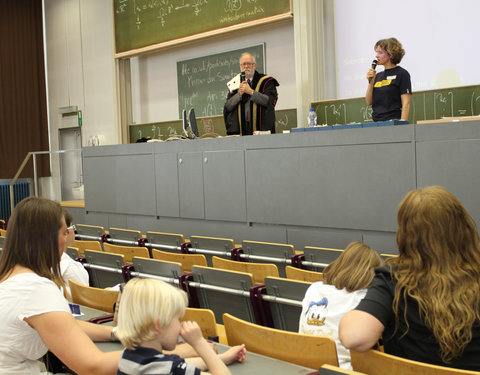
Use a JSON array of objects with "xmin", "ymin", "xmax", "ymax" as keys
[{"xmin": 227, "ymin": 73, "xmax": 241, "ymax": 93}]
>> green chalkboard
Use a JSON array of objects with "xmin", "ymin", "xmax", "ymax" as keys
[
  {"xmin": 128, "ymin": 109, "xmax": 297, "ymax": 143},
  {"xmin": 113, "ymin": 0, "xmax": 291, "ymax": 54},
  {"xmin": 312, "ymin": 84, "xmax": 480, "ymax": 125},
  {"xmin": 177, "ymin": 44, "xmax": 264, "ymax": 118}
]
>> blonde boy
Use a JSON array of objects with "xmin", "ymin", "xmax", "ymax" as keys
[{"xmin": 116, "ymin": 278, "xmax": 246, "ymax": 375}]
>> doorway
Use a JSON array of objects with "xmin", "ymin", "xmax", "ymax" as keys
[{"xmin": 59, "ymin": 127, "xmax": 83, "ymax": 201}]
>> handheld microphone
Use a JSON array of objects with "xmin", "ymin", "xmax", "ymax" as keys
[
  {"xmin": 240, "ymin": 71, "xmax": 246, "ymax": 82},
  {"xmin": 368, "ymin": 59, "xmax": 378, "ymax": 83}
]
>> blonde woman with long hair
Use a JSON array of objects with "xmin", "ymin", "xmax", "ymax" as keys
[
  {"xmin": 340, "ymin": 186, "xmax": 480, "ymax": 370},
  {"xmin": 299, "ymin": 242, "xmax": 382, "ymax": 369}
]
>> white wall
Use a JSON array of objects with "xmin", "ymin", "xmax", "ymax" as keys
[
  {"xmin": 335, "ymin": 0, "xmax": 480, "ymax": 98},
  {"xmin": 45, "ymin": 0, "xmax": 118, "ymax": 148},
  {"xmin": 131, "ymin": 21, "xmax": 296, "ymax": 124},
  {"xmin": 44, "ymin": 0, "xmax": 118, "ymax": 200}
]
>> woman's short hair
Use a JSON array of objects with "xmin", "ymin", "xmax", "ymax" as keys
[
  {"xmin": 323, "ymin": 242, "xmax": 382, "ymax": 292},
  {"xmin": 0, "ymin": 197, "xmax": 63, "ymax": 283},
  {"xmin": 375, "ymin": 37, "xmax": 405, "ymax": 64},
  {"xmin": 116, "ymin": 278, "xmax": 188, "ymax": 349}
]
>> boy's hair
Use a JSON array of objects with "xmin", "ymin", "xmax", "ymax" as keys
[
  {"xmin": 323, "ymin": 241, "xmax": 382, "ymax": 292},
  {"xmin": 62, "ymin": 208, "xmax": 73, "ymax": 227},
  {"xmin": 116, "ymin": 278, "xmax": 188, "ymax": 349}
]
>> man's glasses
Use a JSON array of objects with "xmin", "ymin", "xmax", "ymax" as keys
[{"xmin": 240, "ymin": 62, "xmax": 255, "ymax": 67}]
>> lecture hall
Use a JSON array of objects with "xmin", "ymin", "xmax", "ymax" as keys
[{"xmin": 1, "ymin": 0, "xmax": 480, "ymax": 374}]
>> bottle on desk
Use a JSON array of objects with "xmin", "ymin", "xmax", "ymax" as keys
[{"xmin": 307, "ymin": 107, "xmax": 317, "ymax": 127}]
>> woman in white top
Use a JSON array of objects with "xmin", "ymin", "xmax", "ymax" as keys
[
  {"xmin": 299, "ymin": 242, "xmax": 382, "ymax": 369},
  {"xmin": 60, "ymin": 208, "xmax": 89, "ymax": 300},
  {"xmin": 0, "ymin": 197, "xmax": 120, "ymax": 374}
]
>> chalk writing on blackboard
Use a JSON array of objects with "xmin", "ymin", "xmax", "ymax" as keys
[
  {"xmin": 221, "ymin": 1, "xmax": 267, "ymax": 24},
  {"xmin": 359, "ymin": 105, "xmax": 373, "ymax": 122},
  {"xmin": 434, "ymin": 91, "xmax": 453, "ymax": 118},
  {"xmin": 119, "ymin": 0, "xmax": 209, "ymax": 30},
  {"xmin": 276, "ymin": 113, "xmax": 289, "ymax": 129},
  {"xmin": 177, "ymin": 44, "xmax": 264, "ymax": 118},
  {"xmin": 325, "ymin": 104, "xmax": 346, "ymax": 125}
]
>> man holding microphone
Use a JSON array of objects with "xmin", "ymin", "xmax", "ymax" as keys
[{"xmin": 223, "ymin": 52, "xmax": 279, "ymax": 135}]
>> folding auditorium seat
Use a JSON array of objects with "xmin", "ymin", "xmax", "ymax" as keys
[
  {"xmin": 69, "ymin": 279, "xmax": 119, "ymax": 313},
  {"xmin": 182, "ymin": 307, "xmax": 227, "ymax": 344},
  {"xmin": 152, "ymin": 249, "xmax": 207, "ymax": 273},
  {"xmin": 188, "ymin": 265, "xmax": 256, "ymax": 325},
  {"xmin": 350, "ymin": 349, "xmax": 475, "ymax": 375},
  {"xmin": 285, "ymin": 265, "xmax": 323, "ymax": 283},
  {"xmin": 223, "ymin": 313, "xmax": 338, "ymax": 369},
  {"xmin": 188, "ymin": 235, "xmax": 236, "ymax": 266},
  {"xmin": 107, "ymin": 227, "xmax": 143, "ymax": 247},
  {"xmin": 73, "ymin": 239, "xmax": 103, "ymax": 257},
  {"xmin": 74, "ymin": 224, "xmax": 105, "ymax": 241},
  {"xmin": 130, "ymin": 256, "xmax": 182, "ymax": 287},
  {"xmin": 301, "ymin": 246, "xmax": 344, "ymax": 272},
  {"xmin": 212, "ymin": 256, "xmax": 279, "ymax": 284},
  {"xmin": 103, "ymin": 242, "xmax": 149, "ymax": 264},
  {"xmin": 66, "ymin": 246, "xmax": 80, "ymax": 260},
  {"xmin": 239, "ymin": 240, "xmax": 296, "ymax": 277},
  {"xmin": 145, "ymin": 231, "xmax": 186, "ymax": 253},
  {"xmin": 255, "ymin": 276, "xmax": 311, "ymax": 332},
  {"xmin": 84, "ymin": 249, "xmax": 127, "ymax": 288}
]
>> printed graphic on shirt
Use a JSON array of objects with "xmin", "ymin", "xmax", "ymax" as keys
[
  {"xmin": 374, "ymin": 80, "xmax": 392, "ymax": 88},
  {"xmin": 305, "ymin": 297, "xmax": 328, "ymax": 326}
]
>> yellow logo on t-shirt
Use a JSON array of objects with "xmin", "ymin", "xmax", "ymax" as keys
[{"xmin": 374, "ymin": 80, "xmax": 392, "ymax": 88}]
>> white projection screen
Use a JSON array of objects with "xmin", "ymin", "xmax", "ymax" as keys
[{"xmin": 335, "ymin": 0, "xmax": 479, "ymax": 98}]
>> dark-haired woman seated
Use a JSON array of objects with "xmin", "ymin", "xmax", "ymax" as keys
[{"xmin": 0, "ymin": 197, "xmax": 121, "ymax": 374}]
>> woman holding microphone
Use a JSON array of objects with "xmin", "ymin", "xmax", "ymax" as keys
[{"xmin": 366, "ymin": 38, "xmax": 411, "ymax": 122}]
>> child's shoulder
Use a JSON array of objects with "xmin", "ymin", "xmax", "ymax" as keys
[{"xmin": 118, "ymin": 347, "xmax": 199, "ymax": 375}]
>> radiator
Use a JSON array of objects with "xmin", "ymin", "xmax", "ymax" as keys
[{"xmin": 0, "ymin": 182, "xmax": 31, "ymax": 220}]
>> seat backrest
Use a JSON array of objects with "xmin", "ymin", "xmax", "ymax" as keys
[
  {"xmin": 264, "ymin": 276, "xmax": 311, "ymax": 332},
  {"xmin": 131, "ymin": 256, "xmax": 182, "ymax": 285},
  {"xmin": 241, "ymin": 240, "xmax": 295, "ymax": 277},
  {"xmin": 0, "ymin": 228, "xmax": 6, "ymax": 237},
  {"xmin": 182, "ymin": 307, "xmax": 218, "ymax": 340},
  {"xmin": 189, "ymin": 235, "xmax": 235, "ymax": 266},
  {"xmin": 108, "ymin": 227, "xmax": 142, "ymax": 245},
  {"xmin": 191, "ymin": 265, "xmax": 255, "ymax": 324},
  {"xmin": 103, "ymin": 242, "xmax": 149, "ymax": 263},
  {"xmin": 303, "ymin": 246, "xmax": 344, "ymax": 272},
  {"xmin": 285, "ymin": 266, "xmax": 323, "ymax": 283},
  {"xmin": 152, "ymin": 249, "xmax": 207, "ymax": 273},
  {"xmin": 73, "ymin": 240, "xmax": 103, "ymax": 257},
  {"xmin": 146, "ymin": 231, "xmax": 185, "ymax": 253},
  {"xmin": 350, "ymin": 349, "xmax": 478, "ymax": 375},
  {"xmin": 212, "ymin": 256, "xmax": 279, "ymax": 284},
  {"xmin": 84, "ymin": 249, "xmax": 126, "ymax": 288},
  {"xmin": 69, "ymin": 278, "xmax": 119, "ymax": 313},
  {"xmin": 66, "ymin": 246, "xmax": 80, "ymax": 260},
  {"xmin": 75, "ymin": 224, "xmax": 105, "ymax": 240},
  {"xmin": 223, "ymin": 313, "xmax": 338, "ymax": 369}
]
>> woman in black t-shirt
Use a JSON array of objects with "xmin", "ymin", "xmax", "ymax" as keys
[
  {"xmin": 339, "ymin": 186, "xmax": 480, "ymax": 371},
  {"xmin": 366, "ymin": 38, "xmax": 412, "ymax": 122}
]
